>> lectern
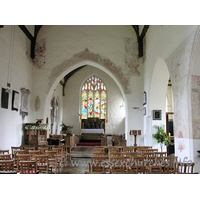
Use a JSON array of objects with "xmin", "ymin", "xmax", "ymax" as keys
[{"xmin": 130, "ymin": 130, "xmax": 141, "ymax": 146}]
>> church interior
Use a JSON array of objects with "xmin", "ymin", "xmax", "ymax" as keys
[{"xmin": 1, "ymin": 24, "xmax": 200, "ymax": 178}]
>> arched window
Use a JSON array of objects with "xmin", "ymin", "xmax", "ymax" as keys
[{"xmin": 81, "ymin": 76, "xmax": 106, "ymax": 119}]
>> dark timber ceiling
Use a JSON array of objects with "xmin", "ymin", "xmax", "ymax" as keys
[{"xmin": 1, "ymin": 25, "xmax": 149, "ymax": 95}]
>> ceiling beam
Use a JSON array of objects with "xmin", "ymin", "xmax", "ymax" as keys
[
  {"xmin": 132, "ymin": 25, "xmax": 150, "ymax": 57},
  {"xmin": 19, "ymin": 25, "xmax": 42, "ymax": 59},
  {"xmin": 62, "ymin": 66, "xmax": 86, "ymax": 96}
]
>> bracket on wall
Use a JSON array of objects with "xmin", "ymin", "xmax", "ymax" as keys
[
  {"xmin": 18, "ymin": 25, "xmax": 42, "ymax": 59},
  {"xmin": 132, "ymin": 25, "xmax": 150, "ymax": 58},
  {"xmin": 0, "ymin": 25, "xmax": 4, "ymax": 28}
]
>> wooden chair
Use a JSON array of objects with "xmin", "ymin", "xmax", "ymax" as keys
[
  {"xmin": 111, "ymin": 165, "xmax": 126, "ymax": 173},
  {"xmin": 123, "ymin": 152, "xmax": 139, "ymax": 159},
  {"xmin": 91, "ymin": 156, "xmax": 107, "ymax": 164},
  {"xmin": 88, "ymin": 162, "xmax": 105, "ymax": 173},
  {"xmin": 20, "ymin": 161, "xmax": 39, "ymax": 174},
  {"xmin": 93, "ymin": 149, "xmax": 105, "ymax": 153},
  {"xmin": 38, "ymin": 147, "xmax": 48, "ymax": 154},
  {"xmin": 154, "ymin": 152, "xmax": 167, "ymax": 157},
  {"xmin": 13, "ymin": 150, "xmax": 25, "ymax": 164},
  {"xmin": 35, "ymin": 155, "xmax": 49, "ymax": 174},
  {"xmin": 0, "ymin": 150, "xmax": 9, "ymax": 154},
  {"xmin": 109, "ymin": 156, "xmax": 125, "ymax": 167},
  {"xmin": 108, "ymin": 147, "xmax": 121, "ymax": 153},
  {"xmin": 45, "ymin": 151, "xmax": 58, "ymax": 173},
  {"xmin": 109, "ymin": 152, "xmax": 122, "ymax": 160},
  {"xmin": 94, "ymin": 147, "xmax": 105, "ymax": 154},
  {"xmin": 137, "ymin": 148, "xmax": 149, "ymax": 156},
  {"xmin": 122, "ymin": 146, "xmax": 136, "ymax": 153},
  {"xmin": 163, "ymin": 156, "xmax": 178, "ymax": 172},
  {"xmin": 0, "ymin": 154, "xmax": 11, "ymax": 160},
  {"xmin": 93, "ymin": 151, "xmax": 105, "ymax": 156},
  {"xmin": 20, "ymin": 145, "xmax": 30, "ymax": 150},
  {"xmin": 24, "ymin": 146, "xmax": 35, "ymax": 154},
  {"xmin": 147, "ymin": 165, "xmax": 163, "ymax": 174},
  {"xmin": 29, "ymin": 150, "xmax": 41, "ymax": 161},
  {"xmin": 11, "ymin": 147, "xmax": 22, "ymax": 159},
  {"xmin": 52, "ymin": 148, "xmax": 64, "ymax": 168},
  {"xmin": 47, "ymin": 145, "xmax": 56, "ymax": 151},
  {"xmin": 177, "ymin": 162, "xmax": 195, "ymax": 174},
  {"xmin": 16, "ymin": 154, "xmax": 30, "ymax": 172},
  {"xmin": 61, "ymin": 145, "xmax": 71, "ymax": 161},
  {"xmin": 143, "ymin": 152, "xmax": 156, "ymax": 159},
  {"xmin": 147, "ymin": 149, "xmax": 158, "ymax": 153},
  {"xmin": 0, "ymin": 160, "xmax": 15, "ymax": 171}
]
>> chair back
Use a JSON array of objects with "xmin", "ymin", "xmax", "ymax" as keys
[
  {"xmin": 11, "ymin": 147, "xmax": 22, "ymax": 159},
  {"xmin": 52, "ymin": 147, "xmax": 63, "ymax": 155},
  {"xmin": 29, "ymin": 150, "xmax": 41, "ymax": 160},
  {"xmin": 177, "ymin": 162, "xmax": 195, "ymax": 174},
  {"xmin": 0, "ymin": 150, "xmax": 9, "ymax": 154},
  {"xmin": 38, "ymin": 147, "xmax": 48, "ymax": 154},
  {"xmin": 16, "ymin": 154, "xmax": 30, "ymax": 172},
  {"xmin": 24, "ymin": 147, "xmax": 35, "ymax": 154},
  {"xmin": 0, "ymin": 160, "xmax": 15, "ymax": 171},
  {"xmin": 0, "ymin": 154, "xmax": 11, "ymax": 160},
  {"xmin": 20, "ymin": 161, "xmax": 39, "ymax": 174}
]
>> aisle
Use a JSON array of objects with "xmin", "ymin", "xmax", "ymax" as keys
[
  {"xmin": 71, "ymin": 146, "xmax": 95, "ymax": 158},
  {"xmin": 58, "ymin": 158, "xmax": 91, "ymax": 174}
]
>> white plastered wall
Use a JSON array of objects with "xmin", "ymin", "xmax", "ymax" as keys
[
  {"xmin": 0, "ymin": 25, "xmax": 33, "ymax": 151},
  {"xmin": 63, "ymin": 66, "xmax": 125, "ymax": 136}
]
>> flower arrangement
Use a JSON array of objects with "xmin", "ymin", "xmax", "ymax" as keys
[
  {"xmin": 152, "ymin": 125, "xmax": 170, "ymax": 147},
  {"xmin": 60, "ymin": 122, "xmax": 73, "ymax": 136},
  {"xmin": 25, "ymin": 125, "xmax": 48, "ymax": 131}
]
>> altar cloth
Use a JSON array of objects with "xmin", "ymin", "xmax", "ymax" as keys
[{"xmin": 81, "ymin": 129, "xmax": 104, "ymax": 134}]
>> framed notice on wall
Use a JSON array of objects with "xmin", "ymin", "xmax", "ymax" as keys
[
  {"xmin": 153, "ymin": 110, "xmax": 162, "ymax": 120},
  {"xmin": 12, "ymin": 90, "xmax": 19, "ymax": 111},
  {"xmin": 1, "ymin": 88, "xmax": 9, "ymax": 109}
]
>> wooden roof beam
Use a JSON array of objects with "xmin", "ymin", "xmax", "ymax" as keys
[{"xmin": 132, "ymin": 25, "xmax": 150, "ymax": 57}]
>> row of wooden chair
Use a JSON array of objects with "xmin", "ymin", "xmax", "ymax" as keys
[
  {"xmin": 0, "ymin": 145, "xmax": 72, "ymax": 174},
  {"xmin": 87, "ymin": 160, "xmax": 196, "ymax": 174},
  {"xmin": 0, "ymin": 160, "xmax": 39, "ymax": 174},
  {"xmin": 90, "ymin": 146, "xmax": 197, "ymax": 174}
]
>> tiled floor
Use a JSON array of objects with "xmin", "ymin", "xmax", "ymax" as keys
[
  {"xmin": 50, "ymin": 146, "xmax": 94, "ymax": 174},
  {"xmin": 57, "ymin": 158, "xmax": 91, "ymax": 174}
]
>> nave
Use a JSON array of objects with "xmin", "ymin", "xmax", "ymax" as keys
[{"xmin": 0, "ymin": 145, "xmax": 198, "ymax": 174}]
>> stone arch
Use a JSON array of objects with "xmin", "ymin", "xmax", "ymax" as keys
[
  {"xmin": 147, "ymin": 57, "xmax": 170, "ymax": 150},
  {"xmin": 43, "ymin": 52, "xmax": 128, "ymax": 136},
  {"xmin": 48, "ymin": 48, "xmax": 131, "ymax": 94}
]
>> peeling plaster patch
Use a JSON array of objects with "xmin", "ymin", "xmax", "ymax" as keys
[
  {"xmin": 124, "ymin": 38, "xmax": 140, "ymax": 76},
  {"xmin": 48, "ymin": 48, "xmax": 132, "ymax": 94},
  {"xmin": 178, "ymin": 131, "xmax": 183, "ymax": 138},
  {"xmin": 192, "ymin": 75, "xmax": 200, "ymax": 139},
  {"xmin": 178, "ymin": 141, "xmax": 185, "ymax": 152},
  {"xmin": 33, "ymin": 38, "xmax": 46, "ymax": 69}
]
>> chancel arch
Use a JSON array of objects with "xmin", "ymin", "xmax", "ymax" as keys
[{"xmin": 44, "ymin": 60, "xmax": 127, "ymax": 137}]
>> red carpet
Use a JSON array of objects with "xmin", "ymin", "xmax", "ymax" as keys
[{"xmin": 77, "ymin": 142, "xmax": 101, "ymax": 146}]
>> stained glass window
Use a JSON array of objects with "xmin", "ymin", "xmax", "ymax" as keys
[{"xmin": 81, "ymin": 76, "xmax": 106, "ymax": 119}]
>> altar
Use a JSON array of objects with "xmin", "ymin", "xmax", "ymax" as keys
[{"xmin": 81, "ymin": 129, "xmax": 104, "ymax": 134}]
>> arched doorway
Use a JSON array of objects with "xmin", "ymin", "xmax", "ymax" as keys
[{"xmin": 148, "ymin": 57, "xmax": 172, "ymax": 153}]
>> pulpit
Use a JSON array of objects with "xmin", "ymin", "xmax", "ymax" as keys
[{"xmin": 24, "ymin": 123, "xmax": 47, "ymax": 146}]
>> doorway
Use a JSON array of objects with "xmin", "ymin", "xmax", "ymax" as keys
[{"xmin": 166, "ymin": 112, "xmax": 175, "ymax": 156}]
